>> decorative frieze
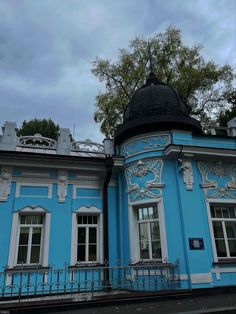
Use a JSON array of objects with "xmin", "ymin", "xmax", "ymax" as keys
[
  {"xmin": 122, "ymin": 135, "xmax": 170, "ymax": 158},
  {"xmin": 198, "ymin": 161, "xmax": 236, "ymax": 199},
  {"xmin": 0, "ymin": 166, "xmax": 12, "ymax": 201},
  {"xmin": 125, "ymin": 159, "xmax": 164, "ymax": 202},
  {"xmin": 57, "ymin": 170, "xmax": 68, "ymax": 202}
]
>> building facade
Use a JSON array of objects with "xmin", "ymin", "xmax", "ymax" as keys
[{"xmin": 0, "ymin": 72, "xmax": 236, "ymax": 300}]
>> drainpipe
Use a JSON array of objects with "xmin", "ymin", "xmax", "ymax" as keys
[{"xmin": 102, "ymin": 139, "xmax": 114, "ymax": 288}]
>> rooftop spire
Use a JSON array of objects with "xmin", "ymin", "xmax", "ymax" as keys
[
  {"xmin": 147, "ymin": 40, "xmax": 154, "ymax": 73},
  {"xmin": 146, "ymin": 40, "xmax": 160, "ymax": 85}
]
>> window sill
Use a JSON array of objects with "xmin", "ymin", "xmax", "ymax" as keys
[
  {"xmin": 69, "ymin": 263, "xmax": 104, "ymax": 269},
  {"xmin": 130, "ymin": 261, "xmax": 173, "ymax": 267},
  {"xmin": 5, "ymin": 265, "xmax": 50, "ymax": 273},
  {"xmin": 213, "ymin": 259, "xmax": 236, "ymax": 265}
]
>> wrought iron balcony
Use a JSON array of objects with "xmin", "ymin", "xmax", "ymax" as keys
[{"xmin": 0, "ymin": 261, "xmax": 180, "ymax": 303}]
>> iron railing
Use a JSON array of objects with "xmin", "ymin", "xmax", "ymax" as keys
[{"xmin": 0, "ymin": 261, "xmax": 180, "ymax": 303}]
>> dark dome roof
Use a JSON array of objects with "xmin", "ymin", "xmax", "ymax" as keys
[{"xmin": 114, "ymin": 72, "xmax": 202, "ymax": 144}]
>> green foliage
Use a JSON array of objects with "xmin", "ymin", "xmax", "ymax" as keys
[
  {"xmin": 91, "ymin": 26, "xmax": 235, "ymax": 137},
  {"xmin": 218, "ymin": 90, "xmax": 236, "ymax": 126},
  {"xmin": 17, "ymin": 119, "xmax": 59, "ymax": 139}
]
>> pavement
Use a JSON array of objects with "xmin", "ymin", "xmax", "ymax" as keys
[{"xmin": 41, "ymin": 292, "xmax": 236, "ymax": 314}]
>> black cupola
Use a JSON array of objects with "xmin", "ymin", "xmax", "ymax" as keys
[{"xmin": 114, "ymin": 72, "xmax": 202, "ymax": 144}]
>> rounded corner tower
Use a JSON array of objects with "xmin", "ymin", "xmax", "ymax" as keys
[{"xmin": 114, "ymin": 71, "xmax": 202, "ymax": 145}]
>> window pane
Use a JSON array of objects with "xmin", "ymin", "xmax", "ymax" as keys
[
  {"xmin": 19, "ymin": 228, "xmax": 29, "ymax": 245},
  {"xmin": 215, "ymin": 240, "xmax": 227, "ymax": 257},
  {"xmin": 222, "ymin": 207, "xmax": 229, "ymax": 218},
  {"xmin": 139, "ymin": 223, "xmax": 148, "ymax": 241},
  {"xmin": 93, "ymin": 216, "xmax": 97, "ymax": 224},
  {"xmin": 89, "ymin": 227, "xmax": 97, "ymax": 244},
  {"xmin": 210, "ymin": 206, "xmax": 215, "ymax": 218},
  {"xmin": 78, "ymin": 227, "xmax": 86, "ymax": 244},
  {"xmin": 20, "ymin": 216, "xmax": 26, "ymax": 224},
  {"xmin": 137, "ymin": 208, "xmax": 143, "ymax": 220},
  {"xmin": 30, "ymin": 246, "xmax": 40, "ymax": 263},
  {"xmin": 225, "ymin": 222, "xmax": 236, "ymax": 239},
  {"xmin": 83, "ymin": 216, "xmax": 87, "ymax": 224},
  {"xmin": 228, "ymin": 240, "xmax": 236, "ymax": 257},
  {"xmin": 215, "ymin": 207, "xmax": 222, "ymax": 218},
  {"xmin": 153, "ymin": 206, "xmax": 158, "ymax": 218},
  {"xmin": 77, "ymin": 245, "xmax": 85, "ymax": 261},
  {"xmin": 148, "ymin": 207, "xmax": 153, "ymax": 219},
  {"xmin": 89, "ymin": 245, "xmax": 97, "ymax": 261},
  {"xmin": 140, "ymin": 241, "xmax": 149, "ymax": 259},
  {"xmin": 32, "ymin": 228, "xmax": 41, "ymax": 245},
  {"xmin": 143, "ymin": 208, "xmax": 148, "ymax": 220},
  {"xmin": 17, "ymin": 246, "xmax": 28, "ymax": 264},
  {"xmin": 152, "ymin": 241, "xmax": 162, "ymax": 259},
  {"xmin": 229, "ymin": 207, "xmax": 236, "ymax": 218},
  {"xmin": 213, "ymin": 222, "xmax": 224, "ymax": 238},
  {"xmin": 77, "ymin": 216, "xmax": 82, "ymax": 224},
  {"xmin": 150, "ymin": 222, "xmax": 160, "ymax": 240},
  {"xmin": 88, "ymin": 216, "xmax": 92, "ymax": 224}
]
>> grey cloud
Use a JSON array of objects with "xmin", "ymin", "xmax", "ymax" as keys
[{"xmin": 0, "ymin": 0, "xmax": 235, "ymax": 144}]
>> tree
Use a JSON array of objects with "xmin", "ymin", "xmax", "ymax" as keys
[
  {"xmin": 91, "ymin": 27, "xmax": 235, "ymax": 137},
  {"xmin": 217, "ymin": 91, "xmax": 236, "ymax": 126},
  {"xmin": 17, "ymin": 119, "xmax": 60, "ymax": 139}
]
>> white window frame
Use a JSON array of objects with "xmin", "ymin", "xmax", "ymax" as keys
[
  {"xmin": 8, "ymin": 206, "xmax": 51, "ymax": 268},
  {"xmin": 128, "ymin": 199, "xmax": 168, "ymax": 263},
  {"xmin": 206, "ymin": 199, "xmax": 236, "ymax": 262},
  {"xmin": 15, "ymin": 183, "xmax": 52, "ymax": 198},
  {"xmin": 70, "ymin": 206, "xmax": 103, "ymax": 265}
]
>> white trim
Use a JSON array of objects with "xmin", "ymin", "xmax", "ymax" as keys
[
  {"xmin": 15, "ymin": 183, "xmax": 52, "ymax": 198},
  {"xmin": 7, "ymin": 207, "xmax": 50, "ymax": 268},
  {"xmin": 206, "ymin": 200, "xmax": 236, "ymax": 262},
  {"xmin": 190, "ymin": 273, "xmax": 213, "ymax": 284},
  {"xmin": 128, "ymin": 199, "xmax": 168, "ymax": 263},
  {"xmin": 72, "ymin": 185, "xmax": 102, "ymax": 199},
  {"xmin": 7, "ymin": 212, "xmax": 19, "ymax": 269},
  {"xmin": 70, "ymin": 206, "xmax": 103, "ymax": 265}
]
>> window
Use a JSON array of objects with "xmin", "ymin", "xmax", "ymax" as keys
[
  {"xmin": 7, "ymin": 206, "xmax": 50, "ymax": 269},
  {"xmin": 17, "ymin": 215, "xmax": 43, "ymax": 265},
  {"xmin": 70, "ymin": 207, "xmax": 103, "ymax": 265},
  {"xmin": 136, "ymin": 204, "xmax": 162, "ymax": 261},
  {"xmin": 210, "ymin": 203, "xmax": 236, "ymax": 259},
  {"xmin": 77, "ymin": 215, "xmax": 98, "ymax": 262}
]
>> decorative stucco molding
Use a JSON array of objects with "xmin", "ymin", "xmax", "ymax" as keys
[
  {"xmin": 122, "ymin": 135, "xmax": 170, "ymax": 158},
  {"xmin": 197, "ymin": 161, "xmax": 236, "ymax": 199},
  {"xmin": 0, "ymin": 166, "xmax": 12, "ymax": 201},
  {"xmin": 125, "ymin": 159, "xmax": 164, "ymax": 202},
  {"xmin": 57, "ymin": 170, "xmax": 68, "ymax": 202},
  {"xmin": 179, "ymin": 159, "xmax": 194, "ymax": 191}
]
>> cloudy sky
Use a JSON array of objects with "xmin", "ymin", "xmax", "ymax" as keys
[{"xmin": 0, "ymin": 0, "xmax": 235, "ymax": 142}]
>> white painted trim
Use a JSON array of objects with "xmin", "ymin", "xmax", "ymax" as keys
[
  {"xmin": 211, "ymin": 267, "xmax": 236, "ymax": 273},
  {"xmin": 128, "ymin": 199, "xmax": 168, "ymax": 264},
  {"xmin": 7, "ymin": 207, "xmax": 50, "ymax": 268},
  {"xmin": 7, "ymin": 212, "xmax": 19, "ymax": 269},
  {"xmin": 72, "ymin": 185, "xmax": 102, "ymax": 199},
  {"xmin": 42, "ymin": 213, "xmax": 51, "ymax": 267},
  {"xmin": 74, "ymin": 206, "xmax": 102, "ymax": 214},
  {"xmin": 205, "ymin": 199, "xmax": 236, "ymax": 262},
  {"xmin": 190, "ymin": 273, "xmax": 213, "ymax": 284},
  {"xmin": 121, "ymin": 131, "xmax": 171, "ymax": 147},
  {"xmin": 15, "ymin": 182, "xmax": 52, "ymax": 198},
  {"xmin": 70, "ymin": 206, "xmax": 103, "ymax": 265},
  {"xmin": 19, "ymin": 206, "xmax": 47, "ymax": 213}
]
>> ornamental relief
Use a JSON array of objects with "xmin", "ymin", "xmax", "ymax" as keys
[
  {"xmin": 197, "ymin": 161, "xmax": 236, "ymax": 199},
  {"xmin": 57, "ymin": 170, "xmax": 68, "ymax": 202},
  {"xmin": 125, "ymin": 159, "xmax": 164, "ymax": 203},
  {"xmin": 0, "ymin": 166, "xmax": 12, "ymax": 201},
  {"xmin": 122, "ymin": 135, "xmax": 170, "ymax": 158}
]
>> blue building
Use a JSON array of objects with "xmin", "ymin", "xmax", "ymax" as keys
[{"xmin": 0, "ymin": 71, "xmax": 236, "ymax": 301}]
